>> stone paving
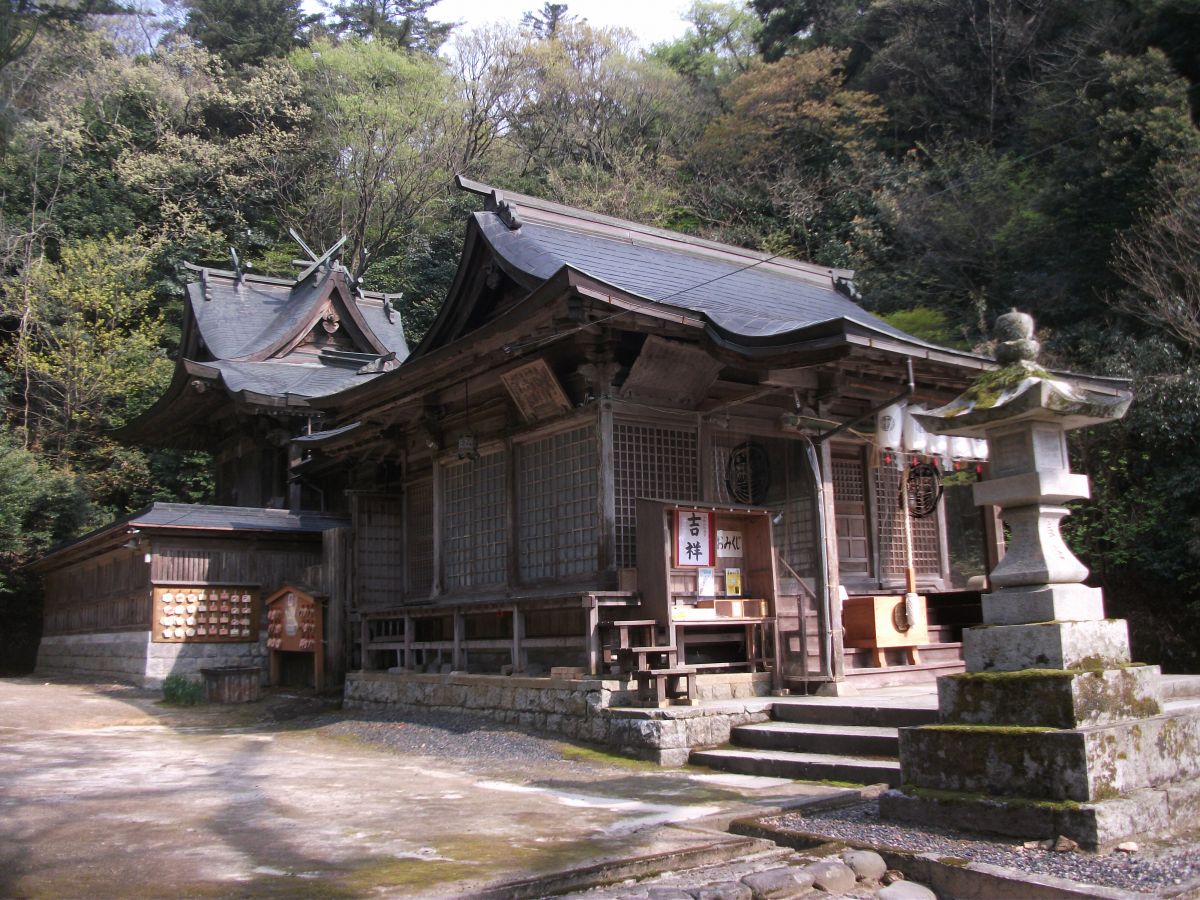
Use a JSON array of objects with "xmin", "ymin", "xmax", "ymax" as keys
[{"xmin": 565, "ymin": 845, "xmax": 934, "ymax": 899}]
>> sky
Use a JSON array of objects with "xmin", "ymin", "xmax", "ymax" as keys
[{"xmin": 428, "ymin": 0, "xmax": 696, "ymax": 47}]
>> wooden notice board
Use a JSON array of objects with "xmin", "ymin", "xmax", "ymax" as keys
[
  {"xmin": 152, "ymin": 585, "xmax": 259, "ymax": 643},
  {"xmin": 264, "ymin": 584, "xmax": 324, "ymax": 687},
  {"xmin": 636, "ymin": 500, "xmax": 778, "ymax": 626}
]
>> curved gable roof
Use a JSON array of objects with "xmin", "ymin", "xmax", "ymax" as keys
[
  {"xmin": 189, "ymin": 266, "xmax": 409, "ymax": 361},
  {"xmin": 429, "ymin": 177, "xmax": 971, "ymax": 361}
]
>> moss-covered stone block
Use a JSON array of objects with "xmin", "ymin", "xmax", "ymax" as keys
[
  {"xmin": 938, "ymin": 665, "xmax": 1162, "ymax": 728},
  {"xmin": 899, "ymin": 710, "xmax": 1200, "ymax": 802},
  {"xmin": 962, "ymin": 618, "xmax": 1130, "ymax": 672}
]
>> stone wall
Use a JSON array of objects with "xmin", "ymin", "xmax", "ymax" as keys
[
  {"xmin": 36, "ymin": 632, "xmax": 268, "ymax": 688},
  {"xmin": 345, "ymin": 671, "xmax": 774, "ymax": 765}
]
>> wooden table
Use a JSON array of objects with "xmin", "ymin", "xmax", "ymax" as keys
[{"xmin": 671, "ymin": 617, "xmax": 774, "ymax": 672}]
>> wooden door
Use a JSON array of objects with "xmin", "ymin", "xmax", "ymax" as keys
[{"xmin": 831, "ymin": 451, "xmax": 870, "ymax": 576}]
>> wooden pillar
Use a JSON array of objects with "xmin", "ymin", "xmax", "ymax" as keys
[
  {"xmin": 596, "ymin": 402, "xmax": 616, "ymax": 579},
  {"xmin": 360, "ymin": 616, "xmax": 372, "ymax": 671},
  {"xmin": 452, "ymin": 609, "xmax": 465, "ymax": 671},
  {"xmin": 511, "ymin": 604, "xmax": 526, "ymax": 673},
  {"xmin": 431, "ymin": 462, "xmax": 444, "ymax": 597},
  {"xmin": 584, "ymin": 596, "xmax": 601, "ymax": 676},
  {"xmin": 819, "ymin": 441, "xmax": 846, "ymax": 679}
]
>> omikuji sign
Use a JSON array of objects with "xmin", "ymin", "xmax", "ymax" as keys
[{"xmin": 674, "ymin": 508, "xmax": 715, "ymax": 567}]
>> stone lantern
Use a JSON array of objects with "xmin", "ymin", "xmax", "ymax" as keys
[{"xmin": 879, "ymin": 311, "xmax": 1200, "ymax": 850}]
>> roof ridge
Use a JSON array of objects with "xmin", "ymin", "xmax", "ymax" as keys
[
  {"xmin": 456, "ymin": 174, "xmax": 853, "ymax": 285},
  {"xmin": 185, "ymin": 263, "xmax": 398, "ymax": 304}
]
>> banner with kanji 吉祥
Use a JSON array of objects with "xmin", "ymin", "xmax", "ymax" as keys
[{"xmin": 674, "ymin": 508, "xmax": 715, "ymax": 567}]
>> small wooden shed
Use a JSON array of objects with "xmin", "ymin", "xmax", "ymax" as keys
[{"xmin": 29, "ymin": 503, "xmax": 346, "ymax": 687}]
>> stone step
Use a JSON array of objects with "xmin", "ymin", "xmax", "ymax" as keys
[
  {"xmin": 732, "ymin": 721, "xmax": 899, "ymax": 756},
  {"xmin": 690, "ymin": 747, "xmax": 901, "ymax": 787},
  {"xmin": 771, "ymin": 698, "xmax": 937, "ymax": 729},
  {"xmin": 1160, "ymin": 673, "xmax": 1200, "ymax": 701}
]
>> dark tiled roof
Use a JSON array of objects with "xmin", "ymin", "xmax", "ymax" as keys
[
  {"xmin": 207, "ymin": 360, "xmax": 374, "ymax": 400},
  {"xmin": 450, "ymin": 177, "xmax": 972, "ymax": 356},
  {"xmin": 292, "ymin": 420, "xmax": 364, "ymax": 445},
  {"xmin": 27, "ymin": 503, "xmax": 347, "ymax": 571},
  {"xmin": 189, "ymin": 268, "xmax": 408, "ymax": 360},
  {"xmin": 476, "ymin": 211, "xmax": 920, "ymax": 345},
  {"xmin": 131, "ymin": 503, "xmax": 346, "ymax": 533}
]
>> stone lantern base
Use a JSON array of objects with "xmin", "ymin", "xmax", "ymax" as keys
[
  {"xmin": 880, "ymin": 626, "xmax": 1200, "ymax": 849},
  {"xmin": 890, "ymin": 312, "xmax": 1200, "ymax": 849}
]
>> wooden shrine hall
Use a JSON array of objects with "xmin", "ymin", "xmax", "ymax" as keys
[{"xmin": 31, "ymin": 176, "xmax": 1131, "ymax": 698}]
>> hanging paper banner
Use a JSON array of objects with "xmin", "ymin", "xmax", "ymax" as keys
[{"xmin": 674, "ymin": 509, "xmax": 715, "ymax": 567}]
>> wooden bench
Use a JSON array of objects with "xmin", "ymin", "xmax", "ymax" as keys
[
  {"xmin": 616, "ymin": 644, "xmax": 678, "ymax": 672},
  {"xmin": 633, "ymin": 667, "xmax": 697, "ymax": 707}
]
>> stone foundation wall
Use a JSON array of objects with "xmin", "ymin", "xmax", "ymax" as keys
[
  {"xmin": 36, "ymin": 632, "xmax": 268, "ymax": 688},
  {"xmin": 345, "ymin": 671, "xmax": 774, "ymax": 766}
]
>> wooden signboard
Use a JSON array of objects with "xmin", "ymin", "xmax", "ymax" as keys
[
  {"xmin": 500, "ymin": 359, "xmax": 572, "ymax": 422},
  {"xmin": 674, "ymin": 508, "xmax": 715, "ymax": 567},
  {"xmin": 153, "ymin": 586, "xmax": 259, "ymax": 643},
  {"xmin": 264, "ymin": 585, "xmax": 324, "ymax": 688}
]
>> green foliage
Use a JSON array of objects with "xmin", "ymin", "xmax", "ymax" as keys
[
  {"xmin": 328, "ymin": 0, "xmax": 452, "ymax": 51},
  {"xmin": 161, "ymin": 673, "xmax": 207, "ymax": 706},
  {"xmin": 287, "ymin": 38, "xmax": 465, "ymax": 278},
  {"xmin": 0, "ymin": 429, "xmax": 92, "ymax": 590},
  {"xmin": 879, "ymin": 307, "xmax": 966, "ymax": 348},
  {"xmin": 650, "ymin": 1, "xmax": 761, "ymax": 97},
  {"xmin": 182, "ymin": 0, "xmax": 315, "ymax": 68}
]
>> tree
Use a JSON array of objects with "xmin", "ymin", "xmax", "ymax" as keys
[
  {"xmin": 285, "ymin": 38, "xmax": 470, "ymax": 279},
  {"xmin": 1115, "ymin": 160, "xmax": 1200, "ymax": 349},
  {"xmin": 182, "ymin": 0, "xmax": 315, "ymax": 68},
  {"xmin": 497, "ymin": 22, "xmax": 701, "ymax": 180},
  {"xmin": 328, "ymin": 0, "xmax": 452, "ymax": 52},
  {"xmin": 651, "ymin": 0, "xmax": 761, "ymax": 98},
  {"xmin": 6, "ymin": 235, "xmax": 171, "ymax": 460},
  {"xmin": 521, "ymin": 2, "xmax": 572, "ymax": 39},
  {"xmin": 689, "ymin": 48, "xmax": 885, "ymax": 261}
]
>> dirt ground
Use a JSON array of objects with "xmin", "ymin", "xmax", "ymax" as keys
[{"xmin": 0, "ymin": 677, "xmax": 843, "ymax": 899}]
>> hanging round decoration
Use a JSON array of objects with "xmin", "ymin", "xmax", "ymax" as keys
[
  {"xmin": 904, "ymin": 462, "xmax": 943, "ymax": 518},
  {"xmin": 724, "ymin": 441, "xmax": 772, "ymax": 504}
]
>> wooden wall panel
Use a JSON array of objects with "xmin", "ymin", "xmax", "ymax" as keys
[
  {"xmin": 353, "ymin": 493, "xmax": 404, "ymax": 611},
  {"xmin": 42, "ymin": 549, "xmax": 151, "ymax": 635}
]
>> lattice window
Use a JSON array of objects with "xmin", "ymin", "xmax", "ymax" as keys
[
  {"xmin": 518, "ymin": 426, "xmax": 598, "ymax": 583},
  {"xmin": 875, "ymin": 465, "xmax": 942, "ymax": 578},
  {"xmin": 406, "ymin": 478, "xmax": 434, "ymax": 596},
  {"xmin": 832, "ymin": 458, "xmax": 865, "ymax": 504},
  {"xmin": 442, "ymin": 450, "xmax": 508, "ymax": 590},
  {"xmin": 711, "ymin": 434, "xmax": 816, "ymax": 583},
  {"xmin": 613, "ymin": 421, "xmax": 698, "ymax": 568}
]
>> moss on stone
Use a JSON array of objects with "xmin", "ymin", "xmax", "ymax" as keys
[
  {"xmin": 948, "ymin": 669, "xmax": 1076, "ymax": 683},
  {"xmin": 900, "ymin": 784, "xmax": 1081, "ymax": 811},
  {"xmin": 951, "ymin": 363, "xmax": 1051, "ymax": 412},
  {"xmin": 557, "ymin": 743, "xmax": 660, "ymax": 770},
  {"xmin": 938, "ymin": 856, "xmax": 970, "ymax": 867},
  {"xmin": 920, "ymin": 724, "xmax": 1056, "ymax": 735}
]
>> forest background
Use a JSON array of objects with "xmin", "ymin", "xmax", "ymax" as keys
[{"xmin": 1, "ymin": 0, "xmax": 1197, "ymax": 674}]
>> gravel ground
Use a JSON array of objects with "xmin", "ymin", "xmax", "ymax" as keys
[
  {"xmin": 774, "ymin": 800, "xmax": 1200, "ymax": 894},
  {"xmin": 317, "ymin": 708, "xmax": 568, "ymax": 762}
]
